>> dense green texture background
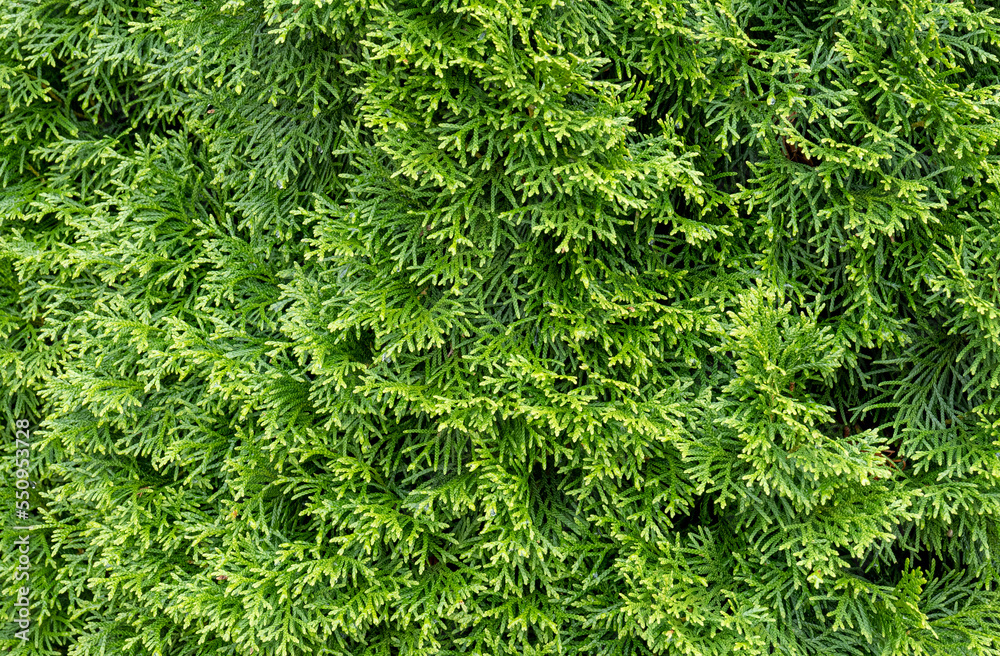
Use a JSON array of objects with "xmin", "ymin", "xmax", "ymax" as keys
[{"xmin": 3, "ymin": 0, "xmax": 1000, "ymax": 653}]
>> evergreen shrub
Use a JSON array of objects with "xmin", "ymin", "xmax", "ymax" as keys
[{"xmin": 3, "ymin": 0, "xmax": 1000, "ymax": 653}]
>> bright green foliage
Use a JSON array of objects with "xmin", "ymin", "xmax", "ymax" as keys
[{"xmin": 3, "ymin": 0, "xmax": 1000, "ymax": 653}]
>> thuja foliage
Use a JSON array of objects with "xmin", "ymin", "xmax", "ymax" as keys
[{"xmin": 3, "ymin": 0, "xmax": 1000, "ymax": 653}]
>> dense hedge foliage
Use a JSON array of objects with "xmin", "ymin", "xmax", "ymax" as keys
[{"xmin": 3, "ymin": 0, "xmax": 1000, "ymax": 654}]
